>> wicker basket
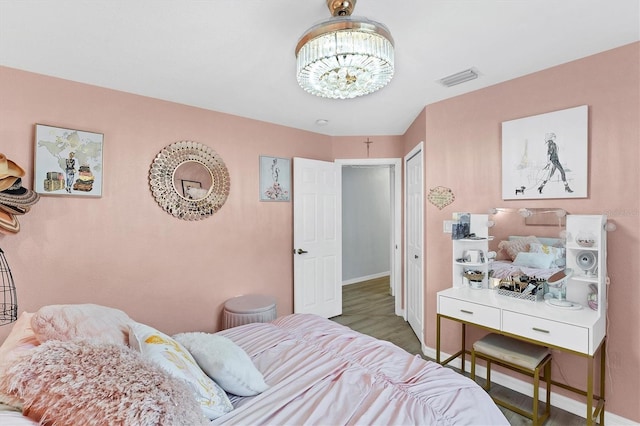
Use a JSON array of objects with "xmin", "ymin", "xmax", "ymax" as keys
[{"xmin": 497, "ymin": 287, "xmax": 544, "ymax": 302}]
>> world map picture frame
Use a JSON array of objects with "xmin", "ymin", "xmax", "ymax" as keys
[{"xmin": 34, "ymin": 124, "xmax": 104, "ymax": 197}]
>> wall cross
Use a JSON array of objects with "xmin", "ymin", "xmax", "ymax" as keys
[{"xmin": 364, "ymin": 138, "xmax": 373, "ymax": 157}]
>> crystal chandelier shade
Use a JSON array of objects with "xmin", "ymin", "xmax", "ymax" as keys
[{"xmin": 296, "ymin": 2, "xmax": 394, "ymax": 99}]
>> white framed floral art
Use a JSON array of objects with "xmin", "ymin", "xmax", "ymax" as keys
[{"xmin": 259, "ymin": 156, "xmax": 290, "ymax": 202}]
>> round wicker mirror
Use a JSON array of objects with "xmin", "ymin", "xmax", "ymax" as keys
[{"xmin": 149, "ymin": 141, "xmax": 230, "ymax": 220}]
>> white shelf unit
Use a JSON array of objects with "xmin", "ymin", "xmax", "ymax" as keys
[
  {"xmin": 564, "ymin": 215, "xmax": 607, "ymax": 328},
  {"xmin": 452, "ymin": 214, "xmax": 491, "ymax": 289}
]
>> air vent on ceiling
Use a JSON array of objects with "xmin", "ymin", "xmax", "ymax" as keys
[{"xmin": 439, "ymin": 68, "xmax": 479, "ymax": 87}]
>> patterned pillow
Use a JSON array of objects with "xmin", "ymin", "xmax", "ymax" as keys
[
  {"xmin": 0, "ymin": 340, "xmax": 208, "ymax": 425},
  {"xmin": 129, "ymin": 322, "xmax": 233, "ymax": 420},
  {"xmin": 498, "ymin": 236, "xmax": 541, "ymax": 261},
  {"xmin": 529, "ymin": 242, "xmax": 566, "ymax": 267}
]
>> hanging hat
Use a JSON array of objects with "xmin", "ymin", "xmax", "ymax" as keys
[
  {"xmin": 0, "ymin": 154, "xmax": 25, "ymax": 179},
  {"xmin": 0, "ymin": 178, "xmax": 40, "ymax": 207},
  {"xmin": 0, "ymin": 203, "xmax": 29, "ymax": 216},
  {"xmin": 0, "ymin": 210, "xmax": 20, "ymax": 233},
  {"xmin": 0, "ymin": 175, "xmax": 19, "ymax": 192}
]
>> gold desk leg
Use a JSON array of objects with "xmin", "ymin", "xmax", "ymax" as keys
[
  {"xmin": 587, "ymin": 355, "xmax": 594, "ymax": 426},
  {"xmin": 436, "ymin": 314, "xmax": 441, "ymax": 364},
  {"xmin": 600, "ymin": 338, "xmax": 606, "ymax": 425},
  {"xmin": 461, "ymin": 323, "xmax": 466, "ymax": 373}
]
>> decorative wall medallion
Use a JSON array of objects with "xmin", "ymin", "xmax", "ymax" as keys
[
  {"xmin": 427, "ymin": 186, "xmax": 455, "ymax": 210},
  {"xmin": 149, "ymin": 141, "xmax": 230, "ymax": 220}
]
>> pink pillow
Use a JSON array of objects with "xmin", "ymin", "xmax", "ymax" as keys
[
  {"xmin": 31, "ymin": 304, "xmax": 133, "ymax": 345},
  {"xmin": 498, "ymin": 236, "xmax": 541, "ymax": 261},
  {"xmin": 0, "ymin": 340, "xmax": 209, "ymax": 425},
  {"xmin": 0, "ymin": 312, "xmax": 38, "ymax": 372}
]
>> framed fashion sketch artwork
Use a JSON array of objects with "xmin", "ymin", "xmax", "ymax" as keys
[
  {"xmin": 259, "ymin": 156, "xmax": 290, "ymax": 202},
  {"xmin": 501, "ymin": 105, "xmax": 588, "ymax": 200},
  {"xmin": 34, "ymin": 124, "xmax": 104, "ymax": 197}
]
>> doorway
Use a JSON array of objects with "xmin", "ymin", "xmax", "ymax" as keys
[{"xmin": 336, "ymin": 158, "xmax": 402, "ymax": 316}]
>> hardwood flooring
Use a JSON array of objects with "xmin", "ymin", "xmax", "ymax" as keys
[{"xmin": 331, "ymin": 277, "xmax": 589, "ymax": 426}]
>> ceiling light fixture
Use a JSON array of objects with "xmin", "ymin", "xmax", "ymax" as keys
[{"xmin": 295, "ymin": 0, "xmax": 394, "ymax": 99}]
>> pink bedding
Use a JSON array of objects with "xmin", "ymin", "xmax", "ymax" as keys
[
  {"xmin": 214, "ymin": 314, "xmax": 508, "ymax": 425},
  {"xmin": 0, "ymin": 313, "xmax": 508, "ymax": 425}
]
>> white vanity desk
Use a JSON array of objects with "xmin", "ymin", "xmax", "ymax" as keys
[
  {"xmin": 437, "ymin": 284, "xmax": 606, "ymax": 425},
  {"xmin": 437, "ymin": 213, "xmax": 608, "ymax": 425}
]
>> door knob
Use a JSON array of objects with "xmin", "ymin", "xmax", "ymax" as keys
[
  {"xmin": 414, "ymin": 254, "xmax": 419, "ymax": 259},
  {"xmin": 295, "ymin": 249, "xmax": 308, "ymax": 255}
]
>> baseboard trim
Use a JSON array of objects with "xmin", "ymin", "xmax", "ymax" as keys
[
  {"xmin": 421, "ymin": 345, "xmax": 635, "ymax": 425},
  {"xmin": 342, "ymin": 272, "xmax": 390, "ymax": 286}
]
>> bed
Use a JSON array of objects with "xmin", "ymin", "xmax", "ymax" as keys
[{"xmin": 0, "ymin": 305, "xmax": 509, "ymax": 425}]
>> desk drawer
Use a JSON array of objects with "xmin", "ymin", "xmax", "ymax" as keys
[
  {"xmin": 503, "ymin": 310, "xmax": 588, "ymax": 353},
  {"xmin": 439, "ymin": 296, "xmax": 500, "ymax": 329}
]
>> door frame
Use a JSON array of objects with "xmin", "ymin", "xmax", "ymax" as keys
[
  {"xmin": 403, "ymin": 142, "xmax": 424, "ymax": 326},
  {"xmin": 335, "ymin": 158, "xmax": 403, "ymax": 316}
]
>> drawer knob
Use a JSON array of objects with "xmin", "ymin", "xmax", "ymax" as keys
[{"xmin": 460, "ymin": 309, "xmax": 473, "ymax": 315}]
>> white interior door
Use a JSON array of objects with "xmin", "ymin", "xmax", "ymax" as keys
[
  {"xmin": 405, "ymin": 143, "xmax": 424, "ymax": 342},
  {"xmin": 293, "ymin": 157, "xmax": 342, "ymax": 318}
]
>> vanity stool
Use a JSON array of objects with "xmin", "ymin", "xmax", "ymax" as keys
[
  {"xmin": 222, "ymin": 294, "xmax": 276, "ymax": 330},
  {"xmin": 471, "ymin": 333, "xmax": 552, "ymax": 426}
]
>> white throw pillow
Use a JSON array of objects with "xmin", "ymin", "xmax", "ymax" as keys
[
  {"xmin": 173, "ymin": 332, "xmax": 269, "ymax": 396},
  {"xmin": 128, "ymin": 322, "xmax": 233, "ymax": 420}
]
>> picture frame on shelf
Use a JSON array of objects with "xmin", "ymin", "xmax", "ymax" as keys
[
  {"xmin": 34, "ymin": 124, "xmax": 104, "ymax": 197},
  {"xmin": 259, "ymin": 156, "xmax": 290, "ymax": 202},
  {"xmin": 501, "ymin": 105, "xmax": 588, "ymax": 200}
]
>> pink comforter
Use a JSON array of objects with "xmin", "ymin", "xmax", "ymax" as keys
[{"xmin": 215, "ymin": 314, "xmax": 508, "ymax": 425}]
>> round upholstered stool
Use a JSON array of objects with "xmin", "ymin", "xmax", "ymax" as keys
[{"xmin": 222, "ymin": 294, "xmax": 277, "ymax": 329}]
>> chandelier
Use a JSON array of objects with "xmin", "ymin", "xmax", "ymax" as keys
[{"xmin": 295, "ymin": 0, "xmax": 395, "ymax": 99}]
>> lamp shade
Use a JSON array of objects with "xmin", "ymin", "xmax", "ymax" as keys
[{"xmin": 296, "ymin": 14, "xmax": 394, "ymax": 99}]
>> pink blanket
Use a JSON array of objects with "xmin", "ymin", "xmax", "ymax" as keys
[{"xmin": 215, "ymin": 314, "xmax": 508, "ymax": 425}]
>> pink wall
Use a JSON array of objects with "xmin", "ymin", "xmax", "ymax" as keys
[
  {"xmin": 0, "ymin": 41, "xmax": 638, "ymax": 422},
  {"xmin": 0, "ymin": 66, "xmax": 331, "ymax": 337},
  {"xmin": 419, "ymin": 43, "xmax": 639, "ymax": 421}
]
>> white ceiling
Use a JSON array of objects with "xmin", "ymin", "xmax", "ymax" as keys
[{"xmin": 1, "ymin": 1, "xmax": 638, "ymax": 136}]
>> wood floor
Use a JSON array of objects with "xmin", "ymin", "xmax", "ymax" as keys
[{"xmin": 331, "ymin": 277, "xmax": 589, "ymax": 426}]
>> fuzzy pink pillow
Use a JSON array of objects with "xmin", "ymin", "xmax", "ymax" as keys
[
  {"xmin": 0, "ymin": 339, "xmax": 209, "ymax": 426},
  {"xmin": 0, "ymin": 312, "xmax": 38, "ymax": 369},
  {"xmin": 0, "ymin": 312, "xmax": 39, "ymax": 411},
  {"xmin": 31, "ymin": 304, "xmax": 133, "ymax": 345},
  {"xmin": 497, "ymin": 236, "xmax": 541, "ymax": 261}
]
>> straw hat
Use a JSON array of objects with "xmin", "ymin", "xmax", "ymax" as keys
[
  {"xmin": 0, "ymin": 178, "xmax": 40, "ymax": 207},
  {"xmin": 0, "ymin": 175, "xmax": 19, "ymax": 192},
  {"xmin": 0, "ymin": 154, "xmax": 25, "ymax": 179},
  {"xmin": 0, "ymin": 203, "xmax": 29, "ymax": 216},
  {"xmin": 0, "ymin": 209, "xmax": 20, "ymax": 233}
]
